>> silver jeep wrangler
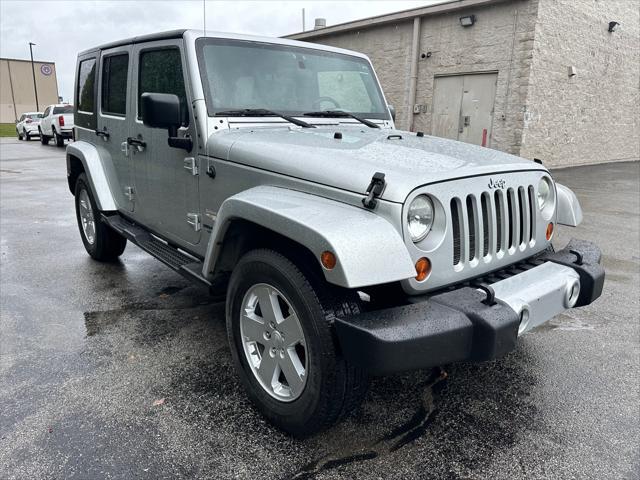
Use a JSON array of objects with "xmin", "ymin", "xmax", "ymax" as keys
[{"xmin": 68, "ymin": 29, "xmax": 604, "ymax": 436}]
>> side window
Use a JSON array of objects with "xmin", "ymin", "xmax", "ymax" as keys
[
  {"xmin": 19, "ymin": 115, "xmax": 25, "ymax": 122},
  {"xmin": 77, "ymin": 59, "xmax": 97, "ymax": 113},
  {"xmin": 43, "ymin": 107, "xmax": 50, "ymax": 117},
  {"xmin": 138, "ymin": 48, "xmax": 188, "ymax": 124},
  {"xmin": 101, "ymin": 54, "xmax": 129, "ymax": 116}
]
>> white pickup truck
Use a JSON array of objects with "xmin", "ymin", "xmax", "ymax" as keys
[{"xmin": 40, "ymin": 104, "xmax": 74, "ymax": 147}]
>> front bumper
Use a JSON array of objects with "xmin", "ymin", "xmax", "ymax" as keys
[{"xmin": 334, "ymin": 239, "xmax": 604, "ymax": 376}]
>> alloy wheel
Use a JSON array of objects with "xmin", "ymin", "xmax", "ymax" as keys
[{"xmin": 240, "ymin": 283, "xmax": 308, "ymax": 402}]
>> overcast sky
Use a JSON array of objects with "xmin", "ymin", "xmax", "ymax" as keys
[{"xmin": 1, "ymin": 0, "xmax": 437, "ymax": 103}]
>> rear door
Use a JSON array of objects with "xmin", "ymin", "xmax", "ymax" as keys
[
  {"xmin": 98, "ymin": 46, "xmax": 134, "ymax": 212},
  {"xmin": 129, "ymin": 40, "xmax": 200, "ymax": 247},
  {"xmin": 41, "ymin": 106, "xmax": 51, "ymax": 134}
]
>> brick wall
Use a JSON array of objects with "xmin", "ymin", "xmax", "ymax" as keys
[
  {"xmin": 520, "ymin": 0, "xmax": 640, "ymax": 167},
  {"xmin": 412, "ymin": 0, "xmax": 538, "ymax": 155}
]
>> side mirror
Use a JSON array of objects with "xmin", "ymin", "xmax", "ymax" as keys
[
  {"xmin": 140, "ymin": 92, "xmax": 181, "ymax": 134},
  {"xmin": 388, "ymin": 104, "xmax": 396, "ymax": 122},
  {"xmin": 140, "ymin": 92, "xmax": 192, "ymax": 152}
]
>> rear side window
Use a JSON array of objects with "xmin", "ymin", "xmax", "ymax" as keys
[
  {"xmin": 53, "ymin": 106, "xmax": 73, "ymax": 114},
  {"xmin": 102, "ymin": 54, "xmax": 129, "ymax": 116},
  {"xmin": 138, "ymin": 48, "xmax": 187, "ymax": 123},
  {"xmin": 77, "ymin": 58, "xmax": 96, "ymax": 113}
]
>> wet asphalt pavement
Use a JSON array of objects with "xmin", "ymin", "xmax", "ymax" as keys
[{"xmin": 0, "ymin": 137, "xmax": 638, "ymax": 479}]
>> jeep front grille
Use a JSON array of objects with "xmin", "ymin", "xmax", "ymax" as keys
[{"xmin": 450, "ymin": 185, "xmax": 537, "ymax": 267}]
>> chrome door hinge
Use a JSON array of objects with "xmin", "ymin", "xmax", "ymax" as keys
[
  {"xmin": 186, "ymin": 213, "xmax": 201, "ymax": 231},
  {"xmin": 124, "ymin": 186, "xmax": 134, "ymax": 200},
  {"xmin": 184, "ymin": 157, "xmax": 198, "ymax": 176}
]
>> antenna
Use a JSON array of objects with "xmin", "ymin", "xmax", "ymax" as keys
[
  {"xmin": 302, "ymin": 8, "xmax": 306, "ymax": 32},
  {"xmin": 203, "ymin": 0, "xmax": 206, "ymax": 34}
]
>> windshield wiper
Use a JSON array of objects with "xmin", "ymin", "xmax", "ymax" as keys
[
  {"xmin": 214, "ymin": 109, "xmax": 315, "ymax": 128},
  {"xmin": 302, "ymin": 110, "xmax": 380, "ymax": 129}
]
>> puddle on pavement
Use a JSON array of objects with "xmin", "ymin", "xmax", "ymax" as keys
[
  {"xmin": 533, "ymin": 313, "xmax": 595, "ymax": 332},
  {"xmin": 157, "ymin": 285, "xmax": 185, "ymax": 296},
  {"xmin": 288, "ymin": 367, "xmax": 447, "ymax": 480}
]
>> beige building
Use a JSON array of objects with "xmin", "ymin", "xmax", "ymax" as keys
[
  {"xmin": 288, "ymin": 0, "xmax": 639, "ymax": 168},
  {"xmin": 0, "ymin": 58, "xmax": 59, "ymax": 123}
]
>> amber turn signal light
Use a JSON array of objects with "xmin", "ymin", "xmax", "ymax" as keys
[
  {"xmin": 546, "ymin": 222, "xmax": 554, "ymax": 241},
  {"xmin": 320, "ymin": 251, "xmax": 337, "ymax": 270},
  {"xmin": 415, "ymin": 257, "xmax": 431, "ymax": 281}
]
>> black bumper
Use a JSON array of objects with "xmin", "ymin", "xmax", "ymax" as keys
[{"xmin": 334, "ymin": 239, "xmax": 605, "ymax": 376}]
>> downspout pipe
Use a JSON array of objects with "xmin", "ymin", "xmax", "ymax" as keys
[{"xmin": 406, "ymin": 16, "xmax": 421, "ymax": 131}]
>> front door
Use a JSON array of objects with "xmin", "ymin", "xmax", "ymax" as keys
[
  {"xmin": 431, "ymin": 72, "xmax": 497, "ymax": 147},
  {"xmin": 129, "ymin": 40, "xmax": 200, "ymax": 247},
  {"xmin": 97, "ymin": 46, "xmax": 133, "ymax": 212}
]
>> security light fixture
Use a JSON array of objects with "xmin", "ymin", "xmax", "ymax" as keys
[
  {"xmin": 608, "ymin": 21, "xmax": 619, "ymax": 33},
  {"xmin": 459, "ymin": 15, "xmax": 476, "ymax": 27}
]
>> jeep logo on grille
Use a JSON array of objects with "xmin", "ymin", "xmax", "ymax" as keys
[{"xmin": 488, "ymin": 178, "xmax": 506, "ymax": 189}]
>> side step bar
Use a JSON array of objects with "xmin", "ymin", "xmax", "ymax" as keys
[{"xmin": 102, "ymin": 213, "xmax": 211, "ymax": 288}]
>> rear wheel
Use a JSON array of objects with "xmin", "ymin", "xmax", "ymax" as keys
[
  {"xmin": 74, "ymin": 173, "xmax": 126, "ymax": 261},
  {"xmin": 54, "ymin": 128, "xmax": 64, "ymax": 147},
  {"xmin": 227, "ymin": 248, "xmax": 368, "ymax": 437}
]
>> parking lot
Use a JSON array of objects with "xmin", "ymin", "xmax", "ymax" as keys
[{"xmin": 0, "ymin": 137, "xmax": 638, "ymax": 479}]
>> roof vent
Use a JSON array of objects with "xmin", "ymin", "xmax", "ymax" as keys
[{"xmin": 314, "ymin": 18, "xmax": 327, "ymax": 30}]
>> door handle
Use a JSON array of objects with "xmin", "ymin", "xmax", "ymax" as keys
[
  {"xmin": 121, "ymin": 141, "xmax": 129, "ymax": 157},
  {"xmin": 127, "ymin": 137, "xmax": 146, "ymax": 152},
  {"xmin": 95, "ymin": 129, "xmax": 110, "ymax": 140}
]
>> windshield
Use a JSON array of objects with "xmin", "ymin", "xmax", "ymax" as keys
[
  {"xmin": 28, "ymin": 114, "xmax": 42, "ymax": 119},
  {"xmin": 196, "ymin": 38, "xmax": 389, "ymax": 119},
  {"xmin": 53, "ymin": 106, "xmax": 73, "ymax": 114}
]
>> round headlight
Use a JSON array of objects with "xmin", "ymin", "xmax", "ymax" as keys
[
  {"xmin": 407, "ymin": 195, "xmax": 434, "ymax": 242},
  {"xmin": 537, "ymin": 177, "xmax": 552, "ymax": 210}
]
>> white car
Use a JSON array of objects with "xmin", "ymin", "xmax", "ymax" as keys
[
  {"xmin": 40, "ymin": 104, "xmax": 74, "ymax": 147},
  {"xmin": 15, "ymin": 112, "xmax": 43, "ymax": 141}
]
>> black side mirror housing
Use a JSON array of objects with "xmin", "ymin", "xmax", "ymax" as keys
[
  {"xmin": 388, "ymin": 104, "xmax": 396, "ymax": 122},
  {"xmin": 140, "ymin": 92, "xmax": 192, "ymax": 152},
  {"xmin": 140, "ymin": 92, "xmax": 181, "ymax": 134}
]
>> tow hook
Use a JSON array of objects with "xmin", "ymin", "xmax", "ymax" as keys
[{"xmin": 362, "ymin": 172, "xmax": 386, "ymax": 209}]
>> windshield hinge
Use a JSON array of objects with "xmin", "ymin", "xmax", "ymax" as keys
[{"xmin": 362, "ymin": 172, "xmax": 386, "ymax": 209}]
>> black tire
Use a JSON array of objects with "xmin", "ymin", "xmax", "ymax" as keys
[
  {"xmin": 23, "ymin": 129, "xmax": 30, "ymax": 141},
  {"xmin": 74, "ymin": 173, "xmax": 127, "ymax": 261},
  {"xmin": 40, "ymin": 128, "xmax": 49, "ymax": 145},
  {"xmin": 17, "ymin": 129, "xmax": 22, "ymax": 140},
  {"xmin": 226, "ymin": 248, "xmax": 368, "ymax": 437},
  {"xmin": 54, "ymin": 128, "xmax": 64, "ymax": 147}
]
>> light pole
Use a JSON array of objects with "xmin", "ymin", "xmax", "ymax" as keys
[{"xmin": 29, "ymin": 42, "xmax": 39, "ymax": 111}]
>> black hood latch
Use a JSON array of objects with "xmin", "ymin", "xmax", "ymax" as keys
[{"xmin": 362, "ymin": 172, "xmax": 386, "ymax": 209}]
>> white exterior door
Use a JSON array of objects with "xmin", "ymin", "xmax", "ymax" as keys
[{"xmin": 431, "ymin": 73, "xmax": 497, "ymax": 147}]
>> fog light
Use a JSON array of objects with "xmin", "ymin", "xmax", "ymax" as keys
[
  {"xmin": 415, "ymin": 257, "xmax": 431, "ymax": 281},
  {"xmin": 320, "ymin": 251, "xmax": 336, "ymax": 270},
  {"xmin": 546, "ymin": 222, "xmax": 554, "ymax": 241}
]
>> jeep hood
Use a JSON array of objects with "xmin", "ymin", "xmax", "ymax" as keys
[{"xmin": 206, "ymin": 127, "xmax": 544, "ymax": 203}]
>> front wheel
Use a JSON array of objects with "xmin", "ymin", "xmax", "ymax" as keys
[
  {"xmin": 23, "ymin": 129, "xmax": 30, "ymax": 141},
  {"xmin": 226, "ymin": 249, "xmax": 368, "ymax": 436},
  {"xmin": 74, "ymin": 173, "xmax": 126, "ymax": 261},
  {"xmin": 16, "ymin": 129, "xmax": 22, "ymax": 140},
  {"xmin": 40, "ymin": 129, "xmax": 49, "ymax": 145}
]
